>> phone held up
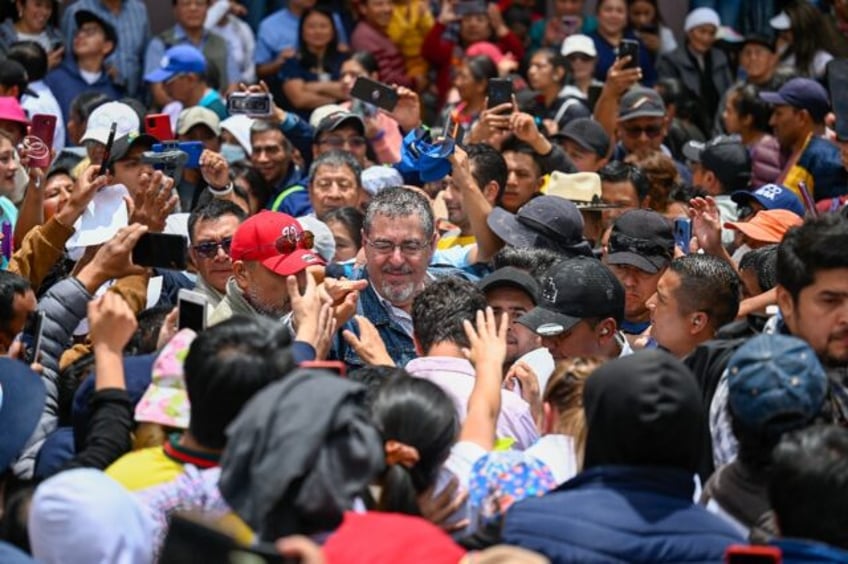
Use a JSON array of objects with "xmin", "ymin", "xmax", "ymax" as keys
[
  {"xmin": 487, "ymin": 78, "xmax": 513, "ymax": 109},
  {"xmin": 618, "ymin": 38, "xmax": 640, "ymax": 69},
  {"xmin": 177, "ymin": 289, "xmax": 208, "ymax": 333},
  {"xmin": 349, "ymin": 77, "xmax": 399, "ymax": 113},
  {"xmin": 28, "ymin": 114, "xmax": 56, "ymax": 168},
  {"xmin": 227, "ymin": 92, "xmax": 273, "ymax": 117},
  {"xmin": 132, "ymin": 233, "xmax": 188, "ymax": 270}
]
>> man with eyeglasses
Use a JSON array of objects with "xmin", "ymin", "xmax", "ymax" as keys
[
  {"xmin": 307, "ymin": 150, "xmax": 363, "ymax": 219},
  {"xmin": 334, "ymin": 186, "xmax": 437, "ymax": 369},
  {"xmin": 144, "ymin": 0, "xmax": 236, "ymax": 109},
  {"xmin": 209, "ymin": 210, "xmax": 324, "ymax": 325},
  {"xmin": 45, "ymin": 10, "xmax": 120, "ymax": 146},
  {"xmin": 313, "ymin": 111, "xmax": 370, "ymax": 168},
  {"xmin": 188, "ymin": 199, "xmax": 247, "ymax": 307}
]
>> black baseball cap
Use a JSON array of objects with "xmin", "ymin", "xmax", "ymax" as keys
[
  {"xmin": 316, "ymin": 110, "xmax": 365, "ymax": 138},
  {"xmin": 518, "ymin": 256, "xmax": 624, "ymax": 336},
  {"xmin": 552, "ymin": 118, "xmax": 610, "ymax": 158},
  {"xmin": 741, "ymin": 34, "xmax": 774, "ymax": 52},
  {"xmin": 487, "ymin": 195, "xmax": 593, "ymax": 257},
  {"xmin": 107, "ymin": 132, "xmax": 158, "ymax": 166},
  {"xmin": 478, "ymin": 267, "xmax": 540, "ymax": 304},
  {"xmin": 0, "ymin": 59, "xmax": 37, "ymax": 98},
  {"xmin": 75, "ymin": 9, "xmax": 118, "ymax": 53},
  {"xmin": 606, "ymin": 209, "xmax": 674, "ymax": 274},
  {"xmin": 683, "ymin": 136, "xmax": 752, "ymax": 191}
]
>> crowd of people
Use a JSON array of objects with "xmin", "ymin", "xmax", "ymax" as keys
[{"xmin": 1, "ymin": 0, "xmax": 848, "ymax": 562}]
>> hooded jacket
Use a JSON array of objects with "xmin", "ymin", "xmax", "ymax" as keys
[
  {"xmin": 502, "ymin": 350, "xmax": 744, "ymax": 563},
  {"xmin": 218, "ymin": 370, "xmax": 384, "ymax": 541}
]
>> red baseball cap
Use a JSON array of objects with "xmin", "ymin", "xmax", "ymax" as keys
[{"xmin": 230, "ymin": 211, "xmax": 324, "ymax": 276}]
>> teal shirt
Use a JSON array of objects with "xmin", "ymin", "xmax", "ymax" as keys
[
  {"xmin": 528, "ymin": 15, "xmax": 598, "ymax": 54},
  {"xmin": 199, "ymin": 88, "xmax": 228, "ymax": 121}
]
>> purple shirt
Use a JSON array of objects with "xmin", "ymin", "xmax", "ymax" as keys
[{"xmin": 406, "ymin": 356, "xmax": 539, "ymax": 451}]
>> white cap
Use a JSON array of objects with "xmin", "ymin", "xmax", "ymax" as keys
[
  {"xmin": 684, "ymin": 7, "xmax": 720, "ymax": 33},
  {"xmin": 81, "ymin": 102, "xmax": 140, "ymax": 145},
  {"xmin": 309, "ymin": 104, "xmax": 346, "ymax": 129},
  {"xmin": 769, "ymin": 11, "xmax": 791, "ymax": 31},
  {"xmin": 176, "ymin": 106, "xmax": 221, "ymax": 136},
  {"xmin": 561, "ymin": 34, "xmax": 597, "ymax": 58},
  {"xmin": 220, "ymin": 114, "xmax": 255, "ymax": 155},
  {"xmin": 296, "ymin": 216, "xmax": 336, "ymax": 263},
  {"xmin": 361, "ymin": 165, "xmax": 404, "ymax": 196}
]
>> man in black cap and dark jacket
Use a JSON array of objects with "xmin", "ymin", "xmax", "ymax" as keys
[{"xmin": 502, "ymin": 350, "xmax": 743, "ymax": 563}]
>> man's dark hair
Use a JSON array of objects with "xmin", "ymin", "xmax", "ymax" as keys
[
  {"xmin": 598, "ymin": 160, "xmax": 650, "ymax": 202},
  {"xmin": 492, "ymin": 246, "xmax": 563, "ymax": 279},
  {"xmin": 183, "ymin": 316, "xmax": 294, "ymax": 449},
  {"xmin": 8, "ymin": 41, "xmax": 47, "ymax": 82},
  {"xmin": 69, "ymin": 91, "xmax": 111, "ymax": 124},
  {"xmin": 187, "ymin": 199, "xmax": 248, "ymax": 244},
  {"xmin": 323, "ymin": 206, "xmax": 364, "ymax": 250},
  {"xmin": 729, "ymin": 83, "xmax": 773, "ymax": 134},
  {"xmin": 466, "ymin": 143, "xmax": 507, "ymax": 202},
  {"xmin": 412, "ymin": 277, "xmax": 487, "ymax": 353},
  {"xmin": 739, "ymin": 244, "xmax": 778, "ymax": 293},
  {"xmin": 501, "ymin": 137, "xmax": 544, "ymax": 179},
  {"xmin": 0, "ymin": 271, "xmax": 31, "ymax": 337},
  {"xmin": 347, "ymin": 365, "xmax": 409, "ymax": 410},
  {"xmin": 670, "ymin": 254, "xmax": 741, "ymax": 331},
  {"xmin": 777, "ymin": 214, "xmax": 848, "ymax": 302},
  {"xmin": 769, "ymin": 425, "xmax": 848, "ymax": 550}
]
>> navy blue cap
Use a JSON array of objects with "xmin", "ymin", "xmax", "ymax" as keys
[
  {"xmin": 731, "ymin": 183, "xmax": 806, "ymax": 218},
  {"xmin": 487, "ymin": 195, "xmax": 593, "ymax": 257},
  {"xmin": 728, "ymin": 334, "xmax": 827, "ymax": 437},
  {"xmin": 760, "ymin": 78, "xmax": 830, "ymax": 122},
  {"xmin": 0, "ymin": 358, "xmax": 45, "ymax": 472}
]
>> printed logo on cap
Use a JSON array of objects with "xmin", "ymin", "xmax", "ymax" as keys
[
  {"xmin": 160, "ymin": 55, "xmax": 170, "ymax": 68},
  {"xmin": 541, "ymin": 276, "xmax": 558, "ymax": 304},
  {"xmin": 631, "ymin": 96, "xmax": 652, "ymax": 110},
  {"xmin": 758, "ymin": 185, "xmax": 783, "ymax": 201},
  {"xmin": 281, "ymin": 224, "xmax": 298, "ymax": 239}
]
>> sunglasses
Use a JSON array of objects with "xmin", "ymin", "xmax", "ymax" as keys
[
  {"xmin": 192, "ymin": 236, "xmax": 233, "ymax": 259},
  {"xmin": 622, "ymin": 124, "xmax": 664, "ymax": 138},
  {"xmin": 275, "ymin": 230, "xmax": 315, "ymax": 254},
  {"xmin": 318, "ymin": 135, "xmax": 367, "ymax": 149}
]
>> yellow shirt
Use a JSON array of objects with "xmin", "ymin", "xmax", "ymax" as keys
[
  {"xmin": 386, "ymin": 0, "xmax": 434, "ymax": 80},
  {"xmin": 105, "ymin": 446, "xmax": 185, "ymax": 492},
  {"xmin": 438, "ymin": 232, "xmax": 476, "ymax": 250}
]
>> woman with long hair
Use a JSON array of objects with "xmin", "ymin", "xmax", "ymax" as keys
[
  {"xmin": 771, "ymin": 0, "xmax": 848, "ymax": 79},
  {"xmin": 723, "ymin": 83, "xmax": 784, "ymax": 188},
  {"xmin": 526, "ymin": 48, "xmax": 591, "ymax": 134},
  {"xmin": 0, "ymin": 0, "xmax": 62, "ymax": 69},
  {"xmin": 627, "ymin": 0, "xmax": 676, "ymax": 56},
  {"xmin": 589, "ymin": 0, "xmax": 656, "ymax": 85},
  {"xmin": 281, "ymin": 7, "xmax": 346, "ymax": 119}
]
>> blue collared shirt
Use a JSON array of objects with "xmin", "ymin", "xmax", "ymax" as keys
[
  {"xmin": 61, "ymin": 0, "xmax": 151, "ymax": 99},
  {"xmin": 144, "ymin": 24, "xmax": 238, "ymax": 89}
]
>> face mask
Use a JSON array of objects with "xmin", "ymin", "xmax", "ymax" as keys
[{"xmin": 221, "ymin": 142, "xmax": 246, "ymax": 164}]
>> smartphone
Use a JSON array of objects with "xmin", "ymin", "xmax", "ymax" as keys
[
  {"xmin": 300, "ymin": 360, "xmax": 346, "ymax": 377},
  {"xmin": 673, "ymin": 217, "xmax": 691, "ymax": 254},
  {"xmin": 586, "ymin": 84, "xmax": 603, "ymax": 111},
  {"xmin": 618, "ymin": 38, "xmax": 640, "ymax": 69},
  {"xmin": 1, "ymin": 221, "xmax": 12, "ymax": 260},
  {"xmin": 132, "ymin": 232, "xmax": 188, "ymax": 270},
  {"xmin": 177, "ymin": 289, "xmax": 208, "ymax": 332},
  {"xmin": 160, "ymin": 513, "xmax": 296, "ymax": 564},
  {"xmin": 98, "ymin": 122, "xmax": 117, "ymax": 176},
  {"xmin": 827, "ymin": 59, "xmax": 848, "ymax": 141},
  {"xmin": 226, "ymin": 92, "xmax": 273, "ymax": 117},
  {"xmin": 29, "ymin": 114, "xmax": 56, "ymax": 167},
  {"xmin": 145, "ymin": 113, "xmax": 174, "ymax": 142},
  {"xmin": 350, "ymin": 77, "xmax": 399, "ymax": 113},
  {"xmin": 152, "ymin": 142, "xmax": 203, "ymax": 169},
  {"xmin": 725, "ymin": 545, "xmax": 781, "ymax": 564},
  {"xmin": 487, "ymin": 78, "xmax": 513, "ymax": 109},
  {"xmin": 20, "ymin": 310, "xmax": 45, "ymax": 365}
]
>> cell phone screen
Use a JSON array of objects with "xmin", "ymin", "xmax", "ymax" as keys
[
  {"xmin": 21, "ymin": 310, "xmax": 44, "ymax": 365},
  {"xmin": 618, "ymin": 39, "xmax": 640, "ymax": 69},
  {"xmin": 487, "ymin": 78, "xmax": 513, "ymax": 109},
  {"xmin": 178, "ymin": 297, "xmax": 206, "ymax": 332},
  {"xmin": 132, "ymin": 233, "xmax": 188, "ymax": 270},
  {"xmin": 349, "ymin": 77, "xmax": 399, "ymax": 113}
]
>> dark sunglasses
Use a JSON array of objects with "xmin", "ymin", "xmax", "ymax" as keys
[
  {"xmin": 622, "ymin": 124, "xmax": 664, "ymax": 138},
  {"xmin": 192, "ymin": 236, "xmax": 233, "ymax": 259}
]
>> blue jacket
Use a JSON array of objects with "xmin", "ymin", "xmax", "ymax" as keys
[
  {"xmin": 773, "ymin": 539, "xmax": 848, "ymax": 564},
  {"xmin": 44, "ymin": 60, "xmax": 123, "ymax": 143},
  {"xmin": 503, "ymin": 465, "xmax": 744, "ymax": 563}
]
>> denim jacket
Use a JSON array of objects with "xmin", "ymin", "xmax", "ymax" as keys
[{"xmin": 331, "ymin": 272, "xmax": 417, "ymax": 370}]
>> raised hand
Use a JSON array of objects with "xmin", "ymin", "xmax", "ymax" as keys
[
  {"xmin": 88, "ymin": 292, "xmax": 138, "ymax": 353},
  {"xmin": 342, "ymin": 315, "xmax": 394, "ymax": 366}
]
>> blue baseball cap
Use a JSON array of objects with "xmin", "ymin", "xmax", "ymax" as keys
[
  {"xmin": 759, "ymin": 77, "xmax": 830, "ymax": 122},
  {"xmin": 0, "ymin": 358, "xmax": 46, "ymax": 472},
  {"xmin": 727, "ymin": 334, "xmax": 827, "ymax": 438},
  {"xmin": 731, "ymin": 183, "xmax": 806, "ymax": 218},
  {"xmin": 144, "ymin": 44, "xmax": 207, "ymax": 83}
]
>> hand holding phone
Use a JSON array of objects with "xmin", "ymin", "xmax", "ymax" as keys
[
  {"xmin": 20, "ymin": 311, "xmax": 45, "ymax": 365},
  {"xmin": 26, "ymin": 114, "xmax": 56, "ymax": 168},
  {"xmin": 132, "ymin": 232, "xmax": 188, "ymax": 270},
  {"xmin": 227, "ymin": 92, "xmax": 273, "ymax": 117},
  {"xmin": 177, "ymin": 289, "xmax": 208, "ymax": 332},
  {"xmin": 618, "ymin": 38, "xmax": 640, "ymax": 69},
  {"xmin": 350, "ymin": 77, "xmax": 399, "ymax": 113},
  {"xmin": 487, "ymin": 78, "xmax": 514, "ymax": 109}
]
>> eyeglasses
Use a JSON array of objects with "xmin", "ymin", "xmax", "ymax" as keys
[
  {"xmin": 192, "ymin": 236, "xmax": 233, "ymax": 259},
  {"xmin": 366, "ymin": 239, "xmax": 429, "ymax": 256},
  {"xmin": 621, "ymin": 124, "xmax": 664, "ymax": 138},
  {"xmin": 314, "ymin": 177, "xmax": 356, "ymax": 190},
  {"xmin": 318, "ymin": 135, "xmax": 367, "ymax": 149}
]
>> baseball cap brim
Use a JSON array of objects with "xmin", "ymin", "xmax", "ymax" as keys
[
  {"xmin": 0, "ymin": 359, "xmax": 46, "ymax": 472},
  {"xmin": 260, "ymin": 248, "xmax": 325, "ymax": 277},
  {"xmin": 759, "ymin": 91, "xmax": 788, "ymax": 106},
  {"xmin": 682, "ymin": 141, "xmax": 705, "ymax": 163},
  {"xmin": 606, "ymin": 251, "xmax": 667, "ymax": 274},
  {"xmin": 518, "ymin": 305, "xmax": 582, "ymax": 336},
  {"xmin": 723, "ymin": 221, "xmax": 784, "ymax": 244},
  {"xmin": 109, "ymin": 133, "xmax": 158, "ymax": 164},
  {"xmin": 478, "ymin": 268, "xmax": 539, "ymax": 304},
  {"xmin": 487, "ymin": 207, "xmax": 540, "ymax": 248},
  {"xmin": 145, "ymin": 67, "xmax": 177, "ymax": 84}
]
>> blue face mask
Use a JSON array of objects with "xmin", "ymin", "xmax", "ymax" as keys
[{"xmin": 221, "ymin": 142, "xmax": 247, "ymax": 164}]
